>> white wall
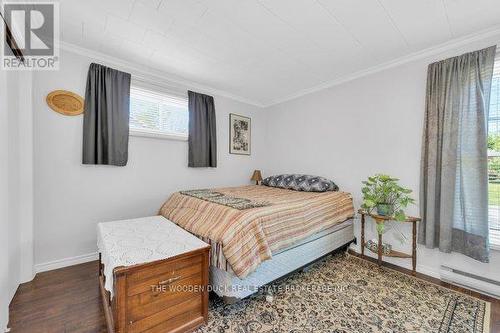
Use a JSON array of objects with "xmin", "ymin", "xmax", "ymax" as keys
[
  {"xmin": 263, "ymin": 35, "xmax": 500, "ymax": 281},
  {"xmin": 7, "ymin": 71, "xmax": 21, "ymax": 301},
  {"xmin": 0, "ymin": 55, "xmax": 11, "ymax": 333},
  {"xmin": 32, "ymin": 50, "xmax": 266, "ymax": 268},
  {"xmin": 17, "ymin": 71, "xmax": 35, "ymax": 283},
  {"xmin": 1, "ymin": 69, "xmax": 27, "ymax": 330}
]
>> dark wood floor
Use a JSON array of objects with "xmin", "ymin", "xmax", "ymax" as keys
[
  {"xmin": 8, "ymin": 255, "xmax": 500, "ymax": 333},
  {"xmin": 8, "ymin": 261, "xmax": 107, "ymax": 333}
]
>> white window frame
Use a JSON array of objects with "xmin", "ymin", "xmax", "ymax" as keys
[
  {"xmin": 488, "ymin": 50, "xmax": 500, "ymax": 251},
  {"xmin": 491, "ymin": 230, "xmax": 500, "ymax": 251},
  {"xmin": 129, "ymin": 83, "xmax": 189, "ymax": 141},
  {"xmin": 129, "ymin": 129, "xmax": 188, "ymax": 141}
]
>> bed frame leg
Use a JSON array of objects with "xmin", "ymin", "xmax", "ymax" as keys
[
  {"xmin": 222, "ymin": 296, "xmax": 240, "ymax": 305},
  {"xmin": 342, "ymin": 239, "xmax": 356, "ymax": 253},
  {"xmin": 302, "ymin": 264, "xmax": 313, "ymax": 273}
]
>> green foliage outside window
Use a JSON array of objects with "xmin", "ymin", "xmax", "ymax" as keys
[{"xmin": 488, "ymin": 133, "xmax": 500, "ymax": 152}]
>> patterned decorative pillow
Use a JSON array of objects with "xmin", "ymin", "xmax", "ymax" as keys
[{"xmin": 261, "ymin": 174, "xmax": 339, "ymax": 192}]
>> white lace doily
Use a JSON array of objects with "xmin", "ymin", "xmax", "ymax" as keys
[{"xmin": 97, "ymin": 216, "xmax": 208, "ymax": 295}]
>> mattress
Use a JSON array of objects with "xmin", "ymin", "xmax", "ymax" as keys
[
  {"xmin": 160, "ymin": 185, "xmax": 355, "ymax": 278},
  {"xmin": 210, "ymin": 219, "xmax": 354, "ymax": 299}
]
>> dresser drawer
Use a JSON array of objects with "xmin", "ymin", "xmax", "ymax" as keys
[
  {"xmin": 128, "ymin": 254, "xmax": 203, "ymax": 284},
  {"xmin": 103, "ymin": 248, "xmax": 209, "ymax": 333},
  {"xmin": 128, "ymin": 295, "xmax": 202, "ymax": 333},
  {"xmin": 128, "ymin": 274, "xmax": 203, "ymax": 322},
  {"xmin": 140, "ymin": 309, "xmax": 204, "ymax": 333},
  {"xmin": 127, "ymin": 255, "xmax": 203, "ymax": 297}
]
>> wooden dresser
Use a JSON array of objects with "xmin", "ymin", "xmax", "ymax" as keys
[{"xmin": 97, "ymin": 216, "xmax": 210, "ymax": 333}]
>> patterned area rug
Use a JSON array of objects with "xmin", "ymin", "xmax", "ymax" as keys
[{"xmin": 197, "ymin": 253, "xmax": 490, "ymax": 333}]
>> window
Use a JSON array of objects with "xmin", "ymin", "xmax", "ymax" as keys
[
  {"xmin": 129, "ymin": 86, "xmax": 189, "ymax": 140},
  {"xmin": 488, "ymin": 51, "xmax": 500, "ymax": 249}
]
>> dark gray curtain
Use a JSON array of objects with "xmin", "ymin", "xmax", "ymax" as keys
[
  {"xmin": 82, "ymin": 63, "xmax": 131, "ymax": 166},
  {"xmin": 420, "ymin": 46, "xmax": 496, "ymax": 262},
  {"xmin": 188, "ymin": 91, "xmax": 217, "ymax": 167}
]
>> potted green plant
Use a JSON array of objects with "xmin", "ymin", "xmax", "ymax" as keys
[{"xmin": 361, "ymin": 174, "xmax": 415, "ymax": 221}]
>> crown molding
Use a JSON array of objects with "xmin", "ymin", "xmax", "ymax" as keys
[
  {"xmin": 263, "ymin": 25, "xmax": 500, "ymax": 108},
  {"xmin": 59, "ymin": 41, "xmax": 266, "ymax": 108},
  {"xmin": 60, "ymin": 24, "xmax": 500, "ymax": 109}
]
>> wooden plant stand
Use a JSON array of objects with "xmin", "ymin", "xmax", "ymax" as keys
[{"xmin": 358, "ymin": 209, "xmax": 421, "ymax": 275}]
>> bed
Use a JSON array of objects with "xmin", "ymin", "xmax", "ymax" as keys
[{"xmin": 159, "ymin": 184, "xmax": 355, "ymax": 300}]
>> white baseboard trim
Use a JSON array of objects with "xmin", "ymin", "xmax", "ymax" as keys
[
  {"xmin": 1, "ymin": 311, "xmax": 7, "ymax": 333},
  {"xmin": 440, "ymin": 266, "xmax": 500, "ymax": 298},
  {"xmin": 34, "ymin": 252, "xmax": 98, "ymax": 274},
  {"xmin": 416, "ymin": 264, "xmax": 440, "ymax": 279},
  {"xmin": 349, "ymin": 247, "xmax": 440, "ymax": 279}
]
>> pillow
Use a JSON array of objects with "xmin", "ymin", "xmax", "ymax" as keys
[{"xmin": 261, "ymin": 174, "xmax": 339, "ymax": 192}]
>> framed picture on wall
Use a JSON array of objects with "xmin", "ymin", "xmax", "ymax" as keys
[{"xmin": 229, "ymin": 113, "xmax": 251, "ymax": 155}]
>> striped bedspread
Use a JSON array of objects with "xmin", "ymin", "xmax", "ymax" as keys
[{"xmin": 159, "ymin": 185, "xmax": 354, "ymax": 278}]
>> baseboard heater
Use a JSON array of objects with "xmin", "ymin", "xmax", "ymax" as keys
[{"xmin": 440, "ymin": 265, "xmax": 500, "ymax": 299}]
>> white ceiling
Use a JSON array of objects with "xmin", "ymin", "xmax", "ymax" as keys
[{"xmin": 58, "ymin": 0, "xmax": 500, "ymax": 106}]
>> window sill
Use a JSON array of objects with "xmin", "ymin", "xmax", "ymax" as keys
[{"xmin": 130, "ymin": 130, "xmax": 188, "ymax": 141}]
